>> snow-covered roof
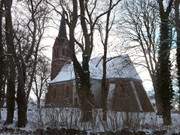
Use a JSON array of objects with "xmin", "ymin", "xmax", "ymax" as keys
[{"xmin": 50, "ymin": 54, "xmax": 141, "ymax": 84}]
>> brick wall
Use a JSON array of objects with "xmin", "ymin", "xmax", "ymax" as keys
[{"xmin": 51, "ymin": 37, "xmax": 71, "ymax": 80}]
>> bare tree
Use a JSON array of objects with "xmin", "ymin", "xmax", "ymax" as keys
[
  {"xmin": 71, "ymin": 0, "xmax": 122, "ymax": 121},
  {"xmin": 98, "ymin": 0, "xmax": 120, "ymax": 120},
  {"xmin": 68, "ymin": 0, "xmax": 94, "ymax": 121},
  {"xmin": 32, "ymin": 55, "xmax": 50, "ymax": 109},
  {"xmin": 11, "ymin": 0, "xmax": 49, "ymax": 127},
  {"xmin": 4, "ymin": 0, "xmax": 16, "ymax": 125},
  {"xmin": 1, "ymin": 0, "xmax": 49, "ymax": 127},
  {"xmin": 32, "ymin": 54, "xmax": 50, "ymax": 126},
  {"xmin": 119, "ymin": 0, "xmax": 174, "ymax": 125},
  {"xmin": 120, "ymin": 0, "xmax": 162, "ymax": 113}
]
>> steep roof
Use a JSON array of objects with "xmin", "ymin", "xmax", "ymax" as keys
[{"xmin": 50, "ymin": 54, "xmax": 141, "ymax": 84}]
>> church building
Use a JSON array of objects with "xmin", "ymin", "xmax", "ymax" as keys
[{"xmin": 45, "ymin": 13, "xmax": 154, "ymax": 112}]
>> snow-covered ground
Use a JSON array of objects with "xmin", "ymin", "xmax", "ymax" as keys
[{"xmin": 0, "ymin": 102, "xmax": 180, "ymax": 134}]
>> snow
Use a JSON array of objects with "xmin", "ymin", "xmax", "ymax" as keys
[
  {"xmin": 0, "ymin": 105, "xmax": 180, "ymax": 134},
  {"xmin": 50, "ymin": 54, "xmax": 141, "ymax": 84},
  {"xmin": 50, "ymin": 63, "xmax": 75, "ymax": 83},
  {"xmin": 34, "ymin": 108, "xmax": 180, "ymax": 133}
]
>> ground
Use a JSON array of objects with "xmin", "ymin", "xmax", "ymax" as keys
[{"xmin": 0, "ymin": 102, "xmax": 180, "ymax": 135}]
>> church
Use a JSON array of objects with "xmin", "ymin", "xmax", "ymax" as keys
[{"xmin": 45, "ymin": 13, "xmax": 154, "ymax": 112}]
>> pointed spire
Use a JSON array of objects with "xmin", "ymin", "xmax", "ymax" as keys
[{"xmin": 58, "ymin": 11, "xmax": 67, "ymax": 40}]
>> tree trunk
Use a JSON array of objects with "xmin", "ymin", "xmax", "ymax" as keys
[
  {"xmin": 76, "ymin": 70, "xmax": 94, "ymax": 122},
  {"xmin": 78, "ymin": 85, "xmax": 93, "ymax": 122},
  {"xmin": 16, "ymin": 82, "xmax": 27, "ymax": 127},
  {"xmin": 72, "ymin": 54, "xmax": 93, "ymax": 122},
  {"xmin": 154, "ymin": 89, "xmax": 163, "ymax": 115},
  {"xmin": 0, "ymin": 0, "xmax": 5, "ymax": 121},
  {"xmin": 37, "ymin": 97, "xmax": 41, "ymax": 109},
  {"xmin": 161, "ymin": 107, "xmax": 171, "ymax": 125},
  {"xmin": 4, "ymin": 0, "xmax": 16, "ymax": 125},
  {"xmin": 17, "ymin": 99, "xmax": 27, "ymax": 127},
  {"xmin": 157, "ymin": 19, "xmax": 173, "ymax": 126},
  {"xmin": 16, "ymin": 64, "xmax": 28, "ymax": 127},
  {"xmin": 157, "ymin": 0, "xmax": 173, "ymax": 125},
  {"xmin": 68, "ymin": 0, "xmax": 94, "ymax": 122},
  {"xmin": 152, "ymin": 76, "xmax": 163, "ymax": 114},
  {"xmin": 73, "ymin": 56, "xmax": 94, "ymax": 121},
  {"xmin": 101, "ymin": 0, "xmax": 112, "ymax": 121},
  {"xmin": 175, "ymin": 0, "xmax": 180, "ymax": 111},
  {"xmin": 5, "ymin": 72, "xmax": 15, "ymax": 124},
  {"xmin": 101, "ymin": 79, "xmax": 108, "ymax": 120},
  {"xmin": 101, "ymin": 30, "xmax": 108, "ymax": 121}
]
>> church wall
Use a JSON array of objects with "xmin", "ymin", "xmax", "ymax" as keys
[
  {"xmin": 46, "ymin": 79, "xmax": 154, "ymax": 112},
  {"xmin": 46, "ymin": 81, "xmax": 74, "ymax": 107}
]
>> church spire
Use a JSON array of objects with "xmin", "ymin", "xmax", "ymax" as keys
[
  {"xmin": 58, "ymin": 11, "xmax": 67, "ymax": 40},
  {"xmin": 51, "ymin": 11, "xmax": 70, "ymax": 80}
]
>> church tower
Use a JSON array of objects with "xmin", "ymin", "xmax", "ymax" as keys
[{"xmin": 51, "ymin": 12, "xmax": 71, "ymax": 80}]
